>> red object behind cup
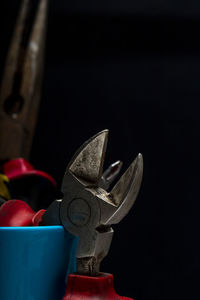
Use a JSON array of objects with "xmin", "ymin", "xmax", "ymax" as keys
[
  {"xmin": 32, "ymin": 209, "xmax": 46, "ymax": 226},
  {"xmin": 0, "ymin": 200, "xmax": 35, "ymax": 226},
  {"xmin": 3, "ymin": 158, "xmax": 56, "ymax": 187},
  {"xmin": 0, "ymin": 200, "xmax": 46, "ymax": 226}
]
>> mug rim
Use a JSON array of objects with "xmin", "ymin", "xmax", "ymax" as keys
[{"xmin": 0, "ymin": 225, "xmax": 64, "ymax": 231}]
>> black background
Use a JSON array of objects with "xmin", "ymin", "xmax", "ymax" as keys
[{"xmin": 1, "ymin": 1, "xmax": 200, "ymax": 299}]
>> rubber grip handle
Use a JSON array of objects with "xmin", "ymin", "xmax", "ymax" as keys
[
  {"xmin": 0, "ymin": 199, "xmax": 45, "ymax": 226},
  {"xmin": 62, "ymin": 273, "xmax": 133, "ymax": 300}
]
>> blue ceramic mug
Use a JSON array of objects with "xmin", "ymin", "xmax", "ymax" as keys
[{"xmin": 0, "ymin": 226, "xmax": 77, "ymax": 300}]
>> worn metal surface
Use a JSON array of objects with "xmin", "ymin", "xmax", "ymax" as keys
[
  {"xmin": 99, "ymin": 160, "xmax": 123, "ymax": 190},
  {"xmin": 40, "ymin": 199, "xmax": 62, "ymax": 225},
  {"xmin": 42, "ymin": 130, "xmax": 143, "ymax": 275},
  {"xmin": 69, "ymin": 130, "xmax": 108, "ymax": 185},
  {"xmin": 0, "ymin": 0, "xmax": 48, "ymax": 161},
  {"xmin": 48, "ymin": 130, "xmax": 143, "ymax": 276}
]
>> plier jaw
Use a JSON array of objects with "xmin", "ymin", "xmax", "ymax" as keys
[{"xmin": 42, "ymin": 130, "xmax": 143, "ymax": 276}]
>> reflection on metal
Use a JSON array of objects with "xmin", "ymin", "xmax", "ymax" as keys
[{"xmin": 100, "ymin": 160, "xmax": 123, "ymax": 190}]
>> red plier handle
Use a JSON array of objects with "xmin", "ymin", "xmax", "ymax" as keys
[
  {"xmin": 0, "ymin": 199, "xmax": 45, "ymax": 226},
  {"xmin": 63, "ymin": 273, "xmax": 132, "ymax": 300}
]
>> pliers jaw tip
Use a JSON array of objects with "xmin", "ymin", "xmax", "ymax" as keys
[
  {"xmin": 68, "ymin": 129, "xmax": 109, "ymax": 186},
  {"xmin": 104, "ymin": 152, "xmax": 143, "ymax": 225}
]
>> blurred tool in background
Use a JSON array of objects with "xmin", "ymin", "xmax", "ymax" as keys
[{"xmin": 0, "ymin": 0, "xmax": 57, "ymax": 210}]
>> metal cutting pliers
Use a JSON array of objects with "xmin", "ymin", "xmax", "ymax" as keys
[{"xmin": 42, "ymin": 129, "xmax": 143, "ymax": 276}]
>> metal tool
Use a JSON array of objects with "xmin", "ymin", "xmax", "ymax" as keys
[
  {"xmin": 99, "ymin": 160, "xmax": 122, "ymax": 190},
  {"xmin": 0, "ymin": 0, "xmax": 48, "ymax": 161},
  {"xmin": 0, "ymin": 0, "xmax": 57, "ymax": 210},
  {"xmin": 42, "ymin": 130, "xmax": 143, "ymax": 276}
]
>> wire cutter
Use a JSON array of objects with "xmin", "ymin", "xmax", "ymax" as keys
[{"xmin": 42, "ymin": 129, "xmax": 143, "ymax": 278}]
